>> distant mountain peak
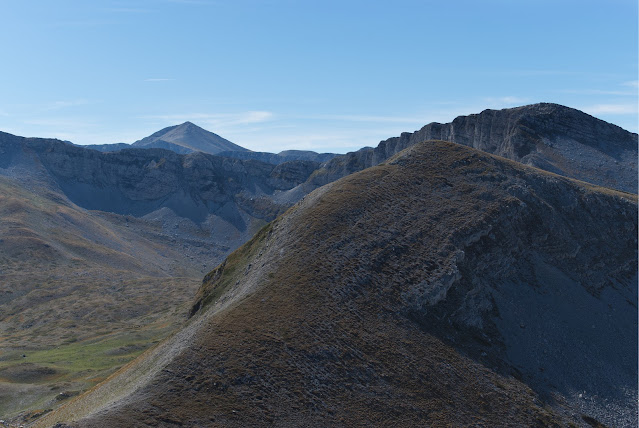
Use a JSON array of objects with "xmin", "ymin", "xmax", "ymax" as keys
[
  {"xmin": 175, "ymin": 121, "xmax": 197, "ymax": 130},
  {"xmin": 132, "ymin": 121, "xmax": 248, "ymax": 155}
]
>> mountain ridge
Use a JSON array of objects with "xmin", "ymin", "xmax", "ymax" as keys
[
  {"xmin": 284, "ymin": 103, "xmax": 637, "ymax": 199},
  {"xmin": 0, "ymin": 132, "xmax": 312, "ymax": 226},
  {"xmin": 35, "ymin": 141, "xmax": 637, "ymax": 427},
  {"xmin": 131, "ymin": 121, "xmax": 248, "ymax": 155},
  {"xmin": 2, "ymin": 103, "xmax": 637, "ymax": 424}
]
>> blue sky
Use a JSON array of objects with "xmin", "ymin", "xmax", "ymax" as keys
[{"xmin": 0, "ymin": 0, "xmax": 636, "ymax": 153}]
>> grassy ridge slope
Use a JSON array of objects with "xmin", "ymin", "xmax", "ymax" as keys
[{"xmin": 36, "ymin": 141, "xmax": 637, "ymax": 427}]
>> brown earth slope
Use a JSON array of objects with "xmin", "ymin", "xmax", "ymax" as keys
[{"xmin": 35, "ymin": 141, "xmax": 637, "ymax": 427}]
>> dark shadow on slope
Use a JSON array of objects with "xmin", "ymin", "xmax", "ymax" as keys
[
  {"xmin": 406, "ymin": 237, "xmax": 638, "ymax": 428},
  {"xmin": 0, "ymin": 133, "xmax": 22, "ymax": 169},
  {"xmin": 56, "ymin": 180, "xmax": 201, "ymax": 221}
]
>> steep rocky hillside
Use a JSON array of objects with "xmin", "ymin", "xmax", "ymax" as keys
[
  {"xmin": 37, "ymin": 141, "xmax": 637, "ymax": 427},
  {"xmin": 132, "ymin": 121, "xmax": 247, "ymax": 154},
  {"xmin": 284, "ymin": 103, "xmax": 637, "ymax": 200}
]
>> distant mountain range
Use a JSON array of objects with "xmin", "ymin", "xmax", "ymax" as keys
[
  {"xmin": 4, "ymin": 103, "xmax": 632, "ymax": 242},
  {"xmin": 289, "ymin": 103, "xmax": 638, "ymax": 196},
  {"xmin": 81, "ymin": 121, "xmax": 244, "ymax": 155},
  {"xmin": 80, "ymin": 121, "xmax": 339, "ymax": 164},
  {"xmin": 1, "ymin": 103, "xmax": 637, "ymax": 425},
  {"xmin": 76, "ymin": 104, "xmax": 638, "ymax": 195}
]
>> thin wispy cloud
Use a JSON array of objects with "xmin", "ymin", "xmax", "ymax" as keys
[
  {"xmin": 18, "ymin": 117, "xmax": 100, "ymax": 143},
  {"xmin": 22, "ymin": 117, "xmax": 98, "ymax": 128},
  {"xmin": 163, "ymin": 0, "xmax": 216, "ymax": 4},
  {"xmin": 15, "ymin": 117, "xmax": 143, "ymax": 145},
  {"xmin": 143, "ymin": 111, "xmax": 275, "ymax": 128},
  {"xmin": 582, "ymin": 103, "xmax": 639, "ymax": 115},
  {"xmin": 495, "ymin": 69, "xmax": 580, "ymax": 77},
  {"xmin": 562, "ymin": 80, "xmax": 639, "ymax": 96},
  {"xmin": 227, "ymin": 131, "xmax": 377, "ymax": 153},
  {"xmin": 302, "ymin": 114, "xmax": 428, "ymax": 124},
  {"xmin": 493, "ymin": 70, "xmax": 626, "ymax": 81},
  {"xmin": 410, "ymin": 100, "xmax": 534, "ymax": 126},
  {"xmin": 483, "ymin": 96, "xmax": 529, "ymax": 106},
  {"xmin": 103, "ymin": 7, "xmax": 152, "ymax": 13},
  {"xmin": 561, "ymin": 89, "xmax": 636, "ymax": 96},
  {"xmin": 224, "ymin": 123, "xmax": 432, "ymax": 154},
  {"xmin": 53, "ymin": 20, "xmax": 115, "ymax": 27},
  {"xmin": 45, "ymin": 100, "xmax": 91, "ymax": 110}
]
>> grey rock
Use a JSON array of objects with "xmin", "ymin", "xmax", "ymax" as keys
[
  {"xmin": 298, "ymin": 103, "xmax": 638, "ymax": 194},
  {"xmin": 0, "ymin": 133, "xmax": 313, "ymax": 232}
]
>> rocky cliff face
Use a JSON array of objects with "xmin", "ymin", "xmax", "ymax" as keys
[
  {"xmin": 299, "ymin": 103, "xmax": 638, "ymax": 194},
  {"xmin": 0, "ymin": 132, "xmax": 314, "ymax": 227},
  {"xmin": 38, "ymin": 141, "xmax": 637, "ymax": 428}
]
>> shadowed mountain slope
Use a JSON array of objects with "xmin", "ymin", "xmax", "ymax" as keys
[
  {"xmin": 132, "ymin": 121, "xmax": 248, "ymax": 155},
  {"xmin": 0, "ymin": 131, "xmax": 316, "ymax": 231},
  {"xmin": 37, "ymin": 141, "xmax": 637, "ymax": 427},
  {"xmin": 284, "ymin": 103, "xmax": 637, "ymax": 200}
]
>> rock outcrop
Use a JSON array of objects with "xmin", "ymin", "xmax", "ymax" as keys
[
  {"xmin": 0, "ymin": 132, "xmax": 314, "ymax": 227},
  {"xmin": 297, "ymin": 103, "xmax": 638, "ymax": 194}
]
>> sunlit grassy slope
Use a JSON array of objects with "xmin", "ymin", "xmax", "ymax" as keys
[{"xmin": 0, "ymin": 175, "xmax": 226, "ymax": 422}]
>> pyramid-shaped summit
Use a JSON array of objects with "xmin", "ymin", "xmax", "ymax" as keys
[{"xmin": 132, "ymin": 121, "xmax": 249, "ymax": 155}]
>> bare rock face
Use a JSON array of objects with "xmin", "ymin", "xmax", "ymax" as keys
[
  {"xmin": 0, "ymin": 134, "xmax": 315, "ymax": 227},
  {"xmin": 303, "ymin": 103, "xmax": 638, "ymax": 193}
]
